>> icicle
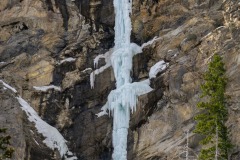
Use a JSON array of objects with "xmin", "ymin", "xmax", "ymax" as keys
[
  {"xmin": 90, "ymin": 50, "xmax": 113, "ymax": 89},
  {"xmin": 90, "ymin": 72, "xmax": 95, "ymax": 89}
]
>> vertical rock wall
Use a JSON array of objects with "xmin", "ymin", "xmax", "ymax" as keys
[{"xmin": 0, "ymin": 0, "xmax": 239, "ymax": 159}]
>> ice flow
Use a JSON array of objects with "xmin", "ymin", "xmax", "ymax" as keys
[{"xmin": 97, "ymin": 0, "xmax": 152, "ymax": 160}]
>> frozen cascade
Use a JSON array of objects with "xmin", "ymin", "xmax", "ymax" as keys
[{"xmin": 96, "ymin": 0, "xmax": 152, "ymax": 159}]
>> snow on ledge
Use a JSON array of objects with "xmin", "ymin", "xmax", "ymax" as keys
[
  {"xmin": 0, "ymin": 80, "xmax": 77, "ymax": 159},
  {"xmin": 141, "ymin": 36, "xmax": 161, "ymax": 49},
  {"xmin": 60, "ymin": 57, "xmax": 76, "ymax": 64},
  {"xmin": 17, "ymin": 97, "xmax": 77, "ymax": 159},
  {"xmin": 149, "ymin": 60, "xmax": 169, "ymax": 78},
  {"xmin": 90, "ymin": 49, "xmax": 113, "ymax": 88},
  {"xmin": 33, "ymin": 85, "xmax": 61, "ymax": 92},
  {"xmin": 0, "ymin": 80, "xmax": 17, "ymax": 93}
]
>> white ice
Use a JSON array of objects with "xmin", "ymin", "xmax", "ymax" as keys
[
  {"xmin": 90, "ymin": 44, "xmax": 142, "ymax": 89},
  {"xmin": 33, "ymin": 85, "xmax": 61, "ymax": 92},
  {"xmin": 97, "ymin": 80, "xmax": 152, "ymax": 160},
  {"xmin": 97, "ymin": 80, "xmax": 152, "ymax": 117},
  {"xmin": 149, "ymin": 60, "xmax": 168, "ymax": 78},
  {"xmin": 96, "ymin": 0, "xmax": 154, "ymax": 159},
  {"xmin": 94, "ymin": 0, "xmax": 169, "ymax": 159}
]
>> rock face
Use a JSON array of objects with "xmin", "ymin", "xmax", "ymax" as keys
[
  {"xmin": 0, "ymin": 0, "xmax": 240, "ymax": 159},
  {"xmin": 0, "ymin": 85, "xmax": 56, "ymax": 160}
]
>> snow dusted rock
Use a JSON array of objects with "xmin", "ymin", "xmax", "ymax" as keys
[
  {"xmin": 0, "ymin": 0, "xmax": 115, "ymax": 159},
  {"xmin": 0, "ymin": 84, "xmax": 56, "ymax": 160},
  {"xmin": 33, "ymin": 85, "xmax": 61, "ymax": 92}
]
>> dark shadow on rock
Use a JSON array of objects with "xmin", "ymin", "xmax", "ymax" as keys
[
  {"xmin": 0, "ymin": 29, "xmax": 44, "ymax": 61},
  {"xmin": 54, "ymin": 0, "xmax": 69, "ymax": 31}
]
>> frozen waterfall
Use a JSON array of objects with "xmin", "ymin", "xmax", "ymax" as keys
[{"xmin": 97, "ymin": 0, "xmax": 152, "ymax": 159}]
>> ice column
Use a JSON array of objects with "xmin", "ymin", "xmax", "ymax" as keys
[
  {"xmin": 96, "ymin": 0, "xmax": 153, "ymax": 159},
  {"xmin": 98, "ymin": 0, "xmax": 152, "ymax": 159},
  {"xmin": 111, "ymin": 0, "xmax": 132, "ymax": 159}
]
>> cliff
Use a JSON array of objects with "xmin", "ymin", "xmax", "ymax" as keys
[{"xmin": 0, "ymin": 0, "xmax": 240, "ymax": 159}]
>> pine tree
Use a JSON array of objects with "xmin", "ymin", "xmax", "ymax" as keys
[
  {"xmin": 194, "ymin": 54, "xmax": 232, "ymax": 160},
  {"xmin": 0, "ymin": 128, "xmax": 14, "ymax": 160}
]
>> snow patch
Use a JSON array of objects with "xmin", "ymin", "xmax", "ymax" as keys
[
  {"xmin": 141, "ymin": 36, "xmax": 161, "ymax": 49},
  {"xmin": 60, "ymin": 57, "xmax": 76, "ymax": 64},
  {"xmin": 17, "ymin": 97, "xmax": 77, "ymax": 160},
  {"xmin": 131, "ymin": 43, "xmax": 142, "ymax": 55},
  {"xmin": 30, "ymin": 130, "xmax": 34, "ymax": 134},
  {"xmin": 201, "ymin": 32, "xmax": 212, "ymax": 40},
  {"xmin": 216, "ymin": 26, "xmax": 226, "ymax": 30},
  {"xmin": 149, "ymin": 60, "xmax": 169, "ymax": 78},
  {"xmin": 90, "ymin": 64, "xmax": 111, "ymax": 88},
  {"xmin": 33, "ymin": 138, "xmax": 39, "ymax": 146},
  {"xmin": 33, "ymin": 85, "xmax": 61, "ymax": 92},
  {"xmin": 97, "ymin": 79, "xmax": 152, "ymax": 117},
  {"xmin": 0, "ymin": 80, "xmax": 17, "ymax": 93},
  {"xmin": 81, "ymin": 68, "xmax": 92, "ymax": 73},
  {"xmin": 94, "ymin": 49, "xmax": 112, "ymax": 69},
  {"xmin": 0, "ymin": 80, "xmax": 77, "ymax": 159}
]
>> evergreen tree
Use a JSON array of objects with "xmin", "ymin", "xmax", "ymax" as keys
[
  {"xmin": 0, "ymin": 128, "xmax": 14, "ymax": 160},
  {"xmin": 194, "ymin": 54, "xmax": 232, "ymax": 159}
]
